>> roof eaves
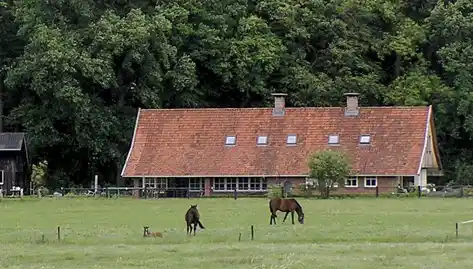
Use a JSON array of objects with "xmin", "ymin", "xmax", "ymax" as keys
[
  {"xmin": 121, "ymin": 108, "xmax": 142, "ymax": 177},
  {"xmin": 122, "ymin": 174, "xmax": 418, "ymax": 178}
]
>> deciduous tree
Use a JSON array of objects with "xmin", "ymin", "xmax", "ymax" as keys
[{"xmin": 308, "ymin": 150, "xmax": 351, "ymax": 198}]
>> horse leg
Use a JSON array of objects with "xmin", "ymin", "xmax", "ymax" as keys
[
  {"xmin": 291, "ymin": 211, "xmax": 295, "ymax": 225},
  {"xmin": 282, "ymin": 212, "xmax": 289, "ymax": 223},
  {"xmin": 270, "ymin": 211, "xmax": 276, "ymax": 225},
  {"xmin": 193, "ymin": 222, "xmax": 197, "ymax": 236}
]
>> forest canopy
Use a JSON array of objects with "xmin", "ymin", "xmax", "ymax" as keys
[{"xmin": 0, "ymin": 0, "xmax": 472, "ymax": 187}]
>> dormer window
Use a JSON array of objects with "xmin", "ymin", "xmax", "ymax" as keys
[
  {"xmin": 257, "ymin": 135, "xmax": 268, "ymax": 145},
  {"xmin": 359, "ymin": 135, "xmax": 371, "ymax": 144},
  {"xmin": 328, "ymin": 135, "xmax": 339, "ymax": 145},
  {"xmin": 225, "ymin": 136, "xmax": 236, "ymax": 145},
  {"xmin": 286, "ymin": 135, "xmax": 297, "ymax": 145}
]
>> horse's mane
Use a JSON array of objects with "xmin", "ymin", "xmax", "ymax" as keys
[{"xmin": 292, "ymin": 199, "xmax": 303, "ymax": 212}]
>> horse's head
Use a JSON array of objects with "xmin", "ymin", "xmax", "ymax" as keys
[
  {"xmin": 298, "ymin": 213, "xmax": 304, "ymax": 224},
  {"xmin": 190, "ymin": 204, "xmax": 197, "ymax": 208}
]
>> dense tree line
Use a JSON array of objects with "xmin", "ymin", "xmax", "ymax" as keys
[{"xmin": 0, "ymin": 0, "xmax": 472, "ymax": 188}]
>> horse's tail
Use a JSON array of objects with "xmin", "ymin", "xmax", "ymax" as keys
[{"xmin": 197, "ymin": 220, "xmax": 205, "ymax": 229}]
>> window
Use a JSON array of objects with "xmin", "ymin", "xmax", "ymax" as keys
[
  {"xmin": 189, "ymin": 178, "xmax": 203, "ymax": 191},
  {"xmin": 225, "ymin": 135, "xmax": 236, "ymax": 145},
  {"xmin": 328, "ymin": 135, "xmax": 339, "ymax": 145},
  {"xmin": 0, "ymin": 170, "xmax": 3, "ymax": 185},
  {"xmin": 360, "ymin": 135, "xmax": 371, "ymax": 144},
  {"xmin": 212, "ymin": 178, "xmax": 268, "ymax": 191},
  {"xmin": 364, "ymin": 177, "xmax": 377, "ymax": 188},
  {"xmin": 287, "ymin": 135, "xmax": 297, "ymax": 145},
  {"xmin": 345, "ymin": 177, "xmax": 358, "ymax": 187},
  {"xmin": 227, "ymin": 178, "xmax": 237, "ymax": 191},
  {"xmin": 144, "ymin": 178, "xmax": 167, "ymax": 190},
  {"xmin": 249, "ymin": 178, "xmax": 261, "ymax": 190},
  {"xmin": 214, "ymin": 178, "xmax": 226, "ymax": 190},
  {"xmin": 257, "ymin": 135, "xmax": 268, "ymax": 145},
  {"xmin": 238, "ymin": 178, "xmax": 249, "ymax": 190}
]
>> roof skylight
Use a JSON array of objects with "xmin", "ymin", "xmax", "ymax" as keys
[
  {"xmin": 225, "ymin": 136, "xmax": 236, "ymax": 145},
  {"xmin": 257, "ymin": 135, "xmax": 268, "ymax": 145},
  {"xmin": 360, "ymin": 135, "xmax": 371, "ymax": 144},
  {"xmin": 286, "ymin": 135, "xmax": 297, "ymax": 145},
  {"xmin": 328, "ymin": 135, "xmax": 339, "ymax": 145}
]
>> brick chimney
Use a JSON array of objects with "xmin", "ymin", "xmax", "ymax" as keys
[
  {"xmin": 344, "ymin": 92, "xmax": 360, "ymax": 116},
  {"xmin": 272, "ymin": 93, "xmax": 287, "ymax": 116}
]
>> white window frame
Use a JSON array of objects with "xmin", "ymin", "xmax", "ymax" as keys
[
  {"xmin": 0, "ymin": 170, "xmax": 3, "ymax": 185},
  {"xmin": 189, "ymin": 178, "xmax": 203, "ymax": 191},
  {"xmin": 364, "ymin": 177, "xmax": 377, "ymax": 188},
  {"xmin": 345, "ymin": 176, "xmax": 358, "ymax": 188},
  {"xmin": 144, "ymin": 177, "xmax": 167, "ymax": 190},
  {"xmin": 238, "ymin": 178, "xmax": 249, "ymax": 191},
  {"xmin": 328, "ymin": 135, "xmax": 340, "ymax": 145},
  {"xmin": 227, "ymin": 178, "xmax": 237, "ymax": 191},
  {"xmin": 212, "ymin": 178, "xmax": 268, "ymax": 192},
  {"xmin": 286, "ymin": 134, "xmax": 297, "ymax": 145},
  {"xmin": 360, "ymin": 135, "xmax": 371, "ymax": 144},
  {"xmin": 249, "ymin": 178, "xmax": 262, "ymax": 190},
  {"xmin": 213, "ymin": 178, "xmax": 226, "ymax": 190},
  {"xmin": 225, "ymin": 135, "xmax": 236, "ymax": 145},
  {"xmin": 257, "ymin": 135, "xmax": 268, "ymax": 145}
]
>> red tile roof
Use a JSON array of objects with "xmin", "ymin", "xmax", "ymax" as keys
[{"xmin": 121, "ymin": 106, "xmax": 432, "ymax": 177}]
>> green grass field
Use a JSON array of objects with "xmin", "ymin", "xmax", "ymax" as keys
[{"xmin": 1, "ymin": 197, "xmax": 473, "ymax": 268}]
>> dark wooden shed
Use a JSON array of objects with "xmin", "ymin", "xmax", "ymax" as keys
[{"xmin": 0, "ymin": 132, "xmax": 30, "ymax": 195}]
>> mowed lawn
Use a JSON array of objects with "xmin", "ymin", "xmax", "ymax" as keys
[{"xmin": 1, "ymin": 197, "xmax": 473, "ymax": 268}]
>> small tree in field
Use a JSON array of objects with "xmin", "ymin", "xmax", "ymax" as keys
[{"xmin": 308, "ymin": 150, "xmax": 351, "ymax": 198}]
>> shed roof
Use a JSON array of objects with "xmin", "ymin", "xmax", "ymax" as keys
[{"xmin": 0, "ymin": 132, "xmax": 25, "ymax": 151}]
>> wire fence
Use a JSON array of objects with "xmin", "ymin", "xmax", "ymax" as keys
[
  {"xmin": 2, "ymin": 184, "xmax": 472, "ymax": 199},
  {"xmin": 288, "ymin": 184, "xmax": 473, "ymax": 198}
]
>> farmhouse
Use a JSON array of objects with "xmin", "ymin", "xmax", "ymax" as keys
[
  {"xmin": 121, "ymin": 93, "xmax": 443, "ymax": 197},
  {"xmin": 0, "ymin": 132, "xmax": 30, "ymax": 195}
]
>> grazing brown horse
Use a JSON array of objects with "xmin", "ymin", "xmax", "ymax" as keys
[
  {"xmin": 269, "ymin": 197, "xmax": 305, "ymax": 225},
  {"xmin": 185, "ymin": 204, "xmax": 205, "ymax": 236}
]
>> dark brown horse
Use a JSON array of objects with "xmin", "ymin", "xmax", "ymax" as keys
[
  {"xmin": 185, "ymin": 204, "xmax": 205, "ymax": 235},
  {"xmin": 269, "ymin": 197, "xmax": 305, "ymax": 225}
]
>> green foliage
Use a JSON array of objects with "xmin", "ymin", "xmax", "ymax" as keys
[
  {"xmin": 1, "ymin": 0, "xmax": 473, "ymax": 186},
  {"xmin": 31, "ymin": 161, "xmax": 48, "ymax": 190},
  {"xmin": 308, "ymin": 150, "xmax": 351, "ymax": 198}
]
